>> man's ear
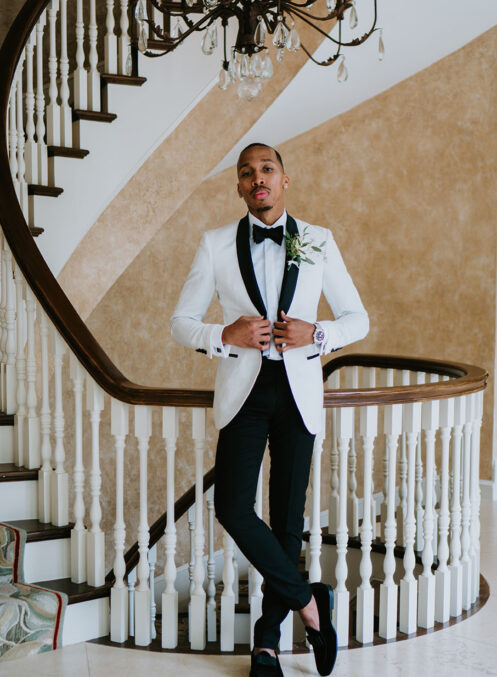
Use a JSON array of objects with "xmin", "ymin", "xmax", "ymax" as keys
[
  {"xmin": 283, "ymin": 173, "xmax": 290, "ymax": 190},
  {"xmin": 237, "ymin": 183, "xmax": 242, "ymax": 198}
]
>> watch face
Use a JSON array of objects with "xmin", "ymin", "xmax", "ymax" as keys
[{"xmin": 315, "ymin": 329, "xmax": 325, "ymax": 343}]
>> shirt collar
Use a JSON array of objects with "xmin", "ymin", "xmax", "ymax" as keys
[{"xmin": 248, "ymin": 209, "xmax": 287, "ymax": 232}]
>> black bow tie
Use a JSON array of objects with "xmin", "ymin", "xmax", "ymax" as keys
[{"xmin": 252, "ymin": 223, "xmax": 284, "ymax": 246}]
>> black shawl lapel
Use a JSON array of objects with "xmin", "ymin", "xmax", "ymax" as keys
[
  {"xmin": 236, "ymin": 215, "xmax": 267, "ymax": 318},
  {"xmin": 277, "ymin": 214, "xmax": 300, "ymax": 318}
]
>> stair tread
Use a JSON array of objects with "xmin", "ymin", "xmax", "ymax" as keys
[
  {"xmin": 73, "ymin": 109, "xmax": 117, "ymax": 123},
  {"xmin": 6, "ymin": 519, "xmax": 73, "ymax": 542},
  {"xmin": 101, "ymin": 73, "xmax": 147, "ymax": 87},
  {"xmin": 33, "ymin": 577, "xmax": 111, "ymax": 605},
  {"xmin": 0, "ymin": 463, "xmax": 37, "ymax": 482},
  {"xmin": 28, "ymin": 184, "xmax": 64, "ymax": 197},
  {"xmin": 30, "ymin": 226, "xmax": 44, "ymax": 237},
  {"xmin": 47, "ymin": 145, "xmax": 90, "ymax": 159},
  {"xmin": 0, "ymin": 413, "xmax": 14, "ymax": 426}
]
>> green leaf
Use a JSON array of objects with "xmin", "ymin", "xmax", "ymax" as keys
[
  {"xmin": 311, "ymin": 246, "xmax": 321, "ymax": 252},
  {"xmin": 303, "ymin": 257, "xmax": 314, "ymax": 265}
]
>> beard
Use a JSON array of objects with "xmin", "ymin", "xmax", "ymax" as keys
[{"xmin": 254, "ymin": 204, "xmax": 272, "ymax": 213}]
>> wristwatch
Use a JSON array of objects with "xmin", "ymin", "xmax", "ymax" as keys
[{"xmin": 313, "ymin": 322, "xmax": 325, "ymax": 345}]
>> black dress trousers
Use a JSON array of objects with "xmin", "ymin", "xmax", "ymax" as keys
[{"xmin": 214, "ymin": 357, "xmax": 316, "ymax": 649}]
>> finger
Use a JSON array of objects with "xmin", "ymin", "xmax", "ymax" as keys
[
  {"xmin": 273, "ymin": 322, "xmax": 287, "ymax": 330},
  {"xmin": 280, "ymin": 311, "xmax": 293, "ymax": 322}
]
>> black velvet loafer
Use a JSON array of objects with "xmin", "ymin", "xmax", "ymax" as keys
[
  {"xmin": 305, "ymin": 582, "xmax": 338, "ymax": 676},
  {"xmin": 250, "ymin": 649, "xmax": 284, "ymax": 677}
]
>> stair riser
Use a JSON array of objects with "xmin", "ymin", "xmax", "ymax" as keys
[
  {"xmin": 62, "ymin": 597, "xmax": 109, "ymax": 646},
  {"xmin": 0, "ymin": 480, "xmax": 37, "ymax": 520},
  {"xmin": 23, "ymin": 537, "xmax": 71, "ymax": 583},
  {"xmin": 0, "ymin": 426, "xmax": 14, "ymax": 463}
]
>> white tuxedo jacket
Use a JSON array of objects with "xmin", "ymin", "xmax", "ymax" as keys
[{"xmin": 171, "ymin": 214, "xmax": 369, "ymax": 434}]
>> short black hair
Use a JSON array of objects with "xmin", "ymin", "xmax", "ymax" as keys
[{"xmin": 237, "ymin": 143, "xmax": 284, "ymax": 172}]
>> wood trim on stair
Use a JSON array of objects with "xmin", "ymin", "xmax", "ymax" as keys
[
  {"xmin": 5, "ymin": 519, "xmax": 73, "ymax": 542},
  {"xmin": 100, "ymin": 73, "xmax": 147, "ymax": 87},
  {"xmin": 0, "ymin": 463, "xmax": 38, "ymax": 482},
  {"xmin": 47, "ymin": 146, "xmax": 90, "ymax": 159},
  {"xmin": 27, "ymin": 184, "xmax": 63, "ymax": 197},
  {"xmin": 72, "ymin": 109, "xmax": 117, "ymax": 123}
]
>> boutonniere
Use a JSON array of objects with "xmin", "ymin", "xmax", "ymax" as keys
[{"xmin": 285, "ymin": 227, "xmax": 326, "ymax": 270}]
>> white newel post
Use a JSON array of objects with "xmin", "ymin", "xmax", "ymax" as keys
[
  {"xmin": 118, "ymin": 0, "xmax": 131, "ymax": 74},
  {"xmin": 460, "ymin": 395, "xmax": 473, "ymax": 611},
  {"xmin": 417, "ymin": 395, "xmax": 439, "ymax": 629},
  {"xmin": 435, "ymin": 397, "xmax": 454, "ymax": 623},
  {"xmin": 3, "ymin": 245, "xmax": 16, "ymax": 415},
  {"xmin": 356, "ymin": 402, "xmax": 377, "ymax": 644},
  {"xmin": 190, "ymin": 408, "xmax": 207, "ymax": 650},
  {"xmin": 38, "ymin": 308, "xmax": 52, "ymax": 523},
  {"xmin": 86, "ymin": 378, "xmax": 105, "ymax": 586},
  {"xmin": 35, "ymin": 11, "xmax": 48, "ymax": 185},
  {"xmin": 73, "ymin": 0, "xmax": 87, "ymax": 110},
  {"xmin": 345, "ymin": 368, "xmax": 359, "ymax": 537},
  {"xmin": 471, "ymin": 392, "xmax": 483, "ymax": 603},
  {"xmin": 334, "ymin": 406, "xmax": 352, "ymax": 647},
  {"xmin": 309, "ymin": 411, "xmax": 325, "ymax": 583},
  {"xmin": 134, "ymin": 404, "xmax": 152, "ymax": 646},
  {"xmin": 13, "ymin": 265, "xmax": 26, "ymax": 467},
  {"xmin": 46, "ymin": 0, "xmax": 61, "ymax": 146},
  {"xmin": 70, "ymin": 355, "xmax": 86, "ymax": 583},
  {"xmin": 110, "ymin": 399, "xmax": 130, "ymax": 642},
  {"xmin": 25, "ymin": 288, "xmax": 40, "ymax": 469},
  {"xmin": 88, "ymin": 0, "xmax": 101, "ymax": 111},
  {"xmin": 220, "ymin": 530, "xmax": 235, "ymax": 651},
  {"xmin": 328, "ymin": 370, "xmax": 340, "ymax": 534},
  {"xmin": 162, "ymin": 406, "xmax": 179, "ymax": 649},
  {"xmin": 105, "ymin": 0, "xmax": 118, "ymax": 73},
  {"xmin": 399, "ymin": 401, "xmax": 421, "ymax": 635},
  {"xmin": 206, "ymin": 485, "xmax": 217, "ymax": 642},
  {"xmin": 51, "ymin": 330, "xmax": 68, "ymax": 525},
  {"xmin": 449, "ymin": 396, "xmax": 464, "ymax": 618},
  {"xmin": 249, "ymin": 465, "xmax": 263, "ymax": 649},
  {"xmin": 379, "ymin": 403, "xmax": 401, "ymax": 640},
  {"xmin": 59, "ymin": 0, "xmax": 72, "ymax": 146}
]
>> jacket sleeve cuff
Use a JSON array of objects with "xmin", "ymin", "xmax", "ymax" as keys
[{"xmin": 208, "ymin": 324, "xmax": 231, "ymax": 359}]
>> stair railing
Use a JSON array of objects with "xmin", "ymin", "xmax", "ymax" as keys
[{"xmin": 0, "ymin": 0, "xmax": 489, "ymax": 655}]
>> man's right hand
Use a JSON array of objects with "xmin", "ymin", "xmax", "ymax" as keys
[{"xmin": 222, "ymin": 316, "xmax": 271, "ymax": 350}]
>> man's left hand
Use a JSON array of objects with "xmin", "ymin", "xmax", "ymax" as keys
[{"xmin": 273, "ymin": 311, "xmax": 315, "ymax": 353}]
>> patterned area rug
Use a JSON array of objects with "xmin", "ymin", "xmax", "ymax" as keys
[{"xmin": 0, "ymin": 523, "xmax": 67, "ymax": 662}]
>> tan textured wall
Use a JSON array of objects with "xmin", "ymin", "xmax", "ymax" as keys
[{"xmin": 83, "ymin": 28, "xmax": 497, "ymax": 565}]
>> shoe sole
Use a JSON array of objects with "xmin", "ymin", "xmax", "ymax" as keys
[{"xmin": 311, "ymin": 583, "xmax": 338, "ymax": 676}]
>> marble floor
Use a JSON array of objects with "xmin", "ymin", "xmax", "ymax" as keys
[{"xmin": 2, "ymin": 499, "xmax": 496, "ymax": 677}]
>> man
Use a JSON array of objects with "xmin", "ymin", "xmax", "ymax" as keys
[{"xmin": 171, "ymin": 143, "xmax": 369, "ymax": 676}]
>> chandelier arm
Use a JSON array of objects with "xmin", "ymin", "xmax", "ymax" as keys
[
  {"xmin": 300, "ymin": 41, "xmax": 341, "ymax": 66},
  {"xmin": 288, "ymin": 3, "xmax": 377, "ymax": 46},
  {"xmin": 284, "ymin": 8, "xmax": 342, "ymax": 44},
  {"xmin": 281, "ymin": 0, "xmax": 352, "ymax": 20},
  {"xmin": 142, "ymin": 8, "xmax": 222, "ymax": 49}
]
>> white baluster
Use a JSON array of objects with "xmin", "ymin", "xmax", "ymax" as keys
[
  {"xmin": 105, "ymin": 0, "xmax": 118, "ymax": 74},
  {"xmin": 206, "ymin": 485, "xmax": 217, "ymax": 642},
  {"xmin": 188, "ymin": 504, "xmax": 195, "ymax": 597},
  {"xmin": 435, "ymin": 397, "xmax": 454, "ymax": 623},
  {"xmin": 449, "ymin": 396, "xmax": 464, "ymax": 618},
  {"xmin": 25, "ymin": 287, "xmax": 40, "ymax": 468},
  {"xmin": 3, "ymin": 245, "xmax": 16, "ymax": 416},
  {"xmin": 15, "ymin": 54, "xmax": 28, "ymax": 215},
  {"xmin": 59, "ymin": 0, "xmax": 72, "ymax": 146},
  {"xmin": 70, "ymin": 355, "xmax": 87, "ymax": 583},
  {"xmin": 51, "ymin": 329, "xmax": 68, "ymax": 525},
  {"xmin": 13, "ymin": 265, "xmax": 26, "ymax": 467},
  {"xmin": 333, "ymin": 407, "xmax": 352, "ymax": 647},
  {"xmin": 162, "ymin": 406, "xmax": 178, "ymax": 649},
  {"xmin": 397, "ymin": 370, "xmax": 410, "ymax": 547},
  {"xmin": 399, "ymin": 401, "xmax": 421, "ymax": 635},
  {"xmin": 35, "ymin": 11, "xmax": 48, "ymax": 184},
  {"xmin": 110, "ymin": 398, "xmax": 129, "ymax": 642},
  {"xmin": 149, "ymin": 544, "xmax": 157, "ymax": 640},
  {"xmin": 233, "ymin": 544, "xmax": 239, "ymax": 605},
  {"xmin": 309, "ymin": 410, "xmax": 325, "ymax": 582},
  {"xmin": 38, "ymin": 307, "xmax": 52, "ymax": 522},
  {"xmin": 220, "ymin": 531, "xmax": 235, "ymax": 651},
  {"xmin": 417, "ymin": 396, "xmax": 439, "ymax": 629},
  {"xmin": 249, "ymin": 465, "xmax": 263, "ymax": 650},
  {"xmin": 0, "ymin": 237, "xmax": 7, "ymax": 413},
  {"xmin": 128, "ymin": 567, "xmax": 136, "ymax": 637},
  {"xmin": 190, "ymin": 408, "xmax": 206, "ymax": 650},
  {"xmin": 328, "ymin": 370, "xmax": 340, "ymax": 534},
  {"xmin": 86, "ymin": 378, "xmax": 105, "ymax": 586},
  {"xmin": 356, "ymin": 402, "xmax": 377, "ymax": 644},
  {"xmin": 8, "ymin": 81, "xmax": 20, "ymax": 199},
  {"xmin": 415, "ymin": 372, "xmax": 426, "ymax": 551},
  {"xmin": 364, "ymin": 367, "xmax": 377, "ymax": 539},
  {"xmin": 24, "ymin": 32, "xmax": 38, "ymax": 183},
  {"xmin": 379, "ymin": 403, "xmax": 401, "ymax": 639},
  {"xmin": 471, "ymin": 391, "xmax": 483, "ymax": 602},
  {"xmin": 118, "ymin": 0, "xmax": 130, "ymax": 75},
  {"xmin": 73, "ymin": 0, "xmax": 87, "ymax": 110},
  {"xmin": 460, "ymin": 395, "xmax": 473, "ymax": 611},
  {"xmin": 345, "ymin": 367, "xmax": 359, "ymax": 538},
  {"xmin": 429, "ymin": 374, "xmax": 440, "ymax": 559},
  {"xmin": 134, "ymin": 404, "xmax": 152, "ymax": 646},
  {"xmin": 380, "ymin": 369, "xmax": 394, "ymax": 533},
  {"xmin": 88, "ymin": 0, "xmax": 101, "ymax": 111},
  {"xmin": 46, "ymin": 0, "xmax": 61, "ymax": 146}
]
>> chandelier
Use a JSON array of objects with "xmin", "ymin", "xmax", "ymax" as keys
[{"xmin": 131, "ymin": 0, "xmax": 382, "ymax": 101}]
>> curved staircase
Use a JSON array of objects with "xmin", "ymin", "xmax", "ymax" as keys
[{"xmin": 0, "ymin": 0, "xmax": 491, "ymax": 664}]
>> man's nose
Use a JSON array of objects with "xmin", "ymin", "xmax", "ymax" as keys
[{"xmin": 252, "ymin": 173, "xmax": 265, "ymax": 185}]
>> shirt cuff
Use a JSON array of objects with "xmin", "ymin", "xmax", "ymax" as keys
[
  {"xmin": 315, "ymin": 322, "xmax": 342, "ymax": 356},
  {"xmin": 209, "ymin": 324, "xmax": 231, "ymax": 359}
]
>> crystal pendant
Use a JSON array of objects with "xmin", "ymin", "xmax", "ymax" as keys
[
  {"xmin": 201, "ymin": 25, "xmax": 217, "ymax": 55},
  {"xmin": 378, "ymin": 29, "xmax": 385, "ymax": 61},
  {"xmin": 286, "ymin": 27, "xmax": 300, "ymax": 52},
  {"xmin": 138, "ymin": 24, "xmax": 147, "ymax": 53},
  {"xmin": 170, "ymin": 18, "xmax": 183, "ymax": 39},
  {"xmin": 218, "ymin": 66, "xmax": 231, "ymax": 90},
  {"xmin": 125, "ymin": 49, "xmax": 133, "ymax": 76},
  {"xmin": 228, "ymin": 56, "xmax": 238, "ymax": 82},
  {"xmin": 186, "ymin": 0, "xmax": 195, "ymax": 6},
  {"xmin": 251, "ymin": 53, "xmax": 263, "ymax": 79},
  {"xmin": 349, "ymin": 2, "xmax": 358, "ymax": 29},
  {"xmin": 204, "ymin": 0, "xmax": 218, "ymax": 8},
  {"xmin": 326, "ymin": 0, "xmax": 336, "ymax": 11},
  {"xmin": 255, "ymin": 17, "xmax": 266, "ymax": 48},
  {"xmin": 135, "ymin": 0, "xmax": 145, "ymax": 23},
  {"xmin": 272, "ymin": 21, "xmax": 289, "ymax": 49},
  {"xmin": 261, "ymin": 53, "xmax": 273, "ymax": 80},
  {"xmin": 337, "ymin": 55, "xmax": 348, "ymax": 82},
  {"xmin": 239, "ymin": 53, "xmax": 250, "ymax": 80},
  {"xmin": 237, "ymin": 79, "xmax": 261, "ymax": 102},
  {"xmin": 276, "ymin": 47, "xmax": 285, "ymax": 62},
  {"xmin": 210, "ymin": 24, "xmax": 218, "ymax": 48}
]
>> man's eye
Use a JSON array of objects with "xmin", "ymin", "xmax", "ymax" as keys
[{"xmin": 264, "ymin": 167, "xmax": 273, "ymax": 171}]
